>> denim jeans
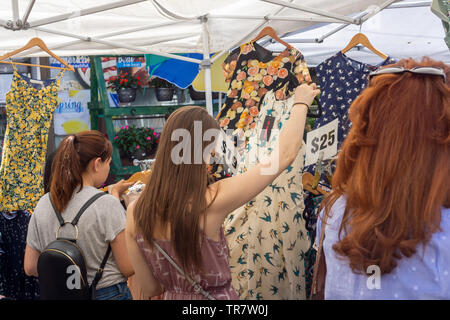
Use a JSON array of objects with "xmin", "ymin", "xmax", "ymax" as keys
[{"xmin": 95, "ymin": 282, "xmax": 132, "ymax": 300}]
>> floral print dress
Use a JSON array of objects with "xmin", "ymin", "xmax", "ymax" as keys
[
  {"xmin": 211, "ymin": 42, "xmax": 310, "ymax": 181},
  {"xmin": 0, "ymin": 64, "xmax": 63, "ymax": 213},
  {"xmin": 223, "ymin": 91, "xmax": 309, "ymax": 300}
]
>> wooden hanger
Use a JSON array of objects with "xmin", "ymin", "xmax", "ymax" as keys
[
  {"xmin": 126, "ymin": 170, "xmax": 152, "ymax": 185},
  {"xmin": 100, "ymin": 170, "xmax": 152, "ymax": 193},
  {"xmin": 251, "ymin": 26, "xmax": 293, "ymax": 50},
  {"xmin": 0, "ymin": 37, "xmax": 75, "ymax": 72},
  {"xmin": 302, "ymin": 172, "xmax": 329, "ymax": 196},
  {"xmin": 341, "ymin": 33, "xmax": 388, "ymax": 60}
]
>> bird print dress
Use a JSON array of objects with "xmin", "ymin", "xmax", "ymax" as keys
[{"xmin": 223, "ymin": 90, "xmax": 309, "ymax": 300}]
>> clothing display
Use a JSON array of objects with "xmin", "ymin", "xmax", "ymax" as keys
[
  {"xmin": 313, "ymin": 52, "xmax": 395, "ymax": 149},
  {"xmin": 224, "ymin": 91, "xmax": 309, "ymax": 300},
  {"xmin": 211, "ymin": 42, "xmax": 310, "ymax": 181},
  {"xmin": 301, "ymin": 192, "xmax": 325, "ymax": 298},
  {"xmin": 0, "ymin": 64, "xmax": 64, "ymax": 213},
  {"xmin": 0, "ymin": 210, "xmax": 39, "ymax": 299},
  {"xmin": 136, "ymin": 228, "xmax": 238, "ymax": 300}
]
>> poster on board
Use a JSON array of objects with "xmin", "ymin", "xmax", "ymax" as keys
[{"xmin": 54, "ymin": 90, "xmax": 91, "ymax": 135}]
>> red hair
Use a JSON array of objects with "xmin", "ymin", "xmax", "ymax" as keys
[{"xmin": 321, "ymin": 57, "xmax": 450, "ymax": 274}]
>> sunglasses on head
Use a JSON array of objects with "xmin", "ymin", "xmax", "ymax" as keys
[{"xmin": 369, "ymin": 67, "xmax": 446, "ymax": 83}]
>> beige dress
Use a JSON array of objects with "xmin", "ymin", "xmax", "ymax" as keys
[{"xmin": 223, "ymin": 91, "xmax": 309, "ymax": 300}]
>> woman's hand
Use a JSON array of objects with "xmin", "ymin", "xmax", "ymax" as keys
[
  {"xmin": 109, "ymin": 179, "xmax": 135, "ymax": 199},
  {"xmin": 294, "ymin": 83, "xmax": 321, "ymax": 108}
]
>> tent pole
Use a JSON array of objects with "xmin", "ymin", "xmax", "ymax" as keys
[
  {"xmin": 30, "ymin": 0, "xmax": 148, "ymax": 28},
  {"xmin": 201, "ymin": 16, "xmax": 213, "ymax": 115},
  {"xmin": 11, "ymin": 0, "xmax": 19, "ymax": 22},
  {"xmin": 22, "ymin": 0, "xmax": 36, "ymax": 27}
]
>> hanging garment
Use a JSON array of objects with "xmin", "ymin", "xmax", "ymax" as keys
[
  {"xmin": 313, "ymin": 52, "xmax": 395, "ymax": 149},
  {"xmin": 0, "ymin": 64, "xmax": 64, "ymax": 213},
  {"xmin": 0, "ymin": 210, "xmax": 39, "ymax": 299},
  {"xmin": 301, "ymin": 192, "xmax": 325, "ymax": 298},
  {"xmin": 211, "ymin": 42, "xmax": 310, "ymax": 181},
  {"xmin": 223, "ymin": 90, "xmax": 309, "ymax": 300}
]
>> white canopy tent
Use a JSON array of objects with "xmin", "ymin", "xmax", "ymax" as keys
[{"xmin": 0, "ymin": 0, "xmax": 442, "ymax": 114}]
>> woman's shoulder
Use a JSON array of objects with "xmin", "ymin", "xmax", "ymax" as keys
[
  {"xmin": 33, "ymin": 192, "xmax": 52, "ymax": 216},
  {"xmin": 92, "ymin": 190, "xmax": 125, "ymax": 211}
]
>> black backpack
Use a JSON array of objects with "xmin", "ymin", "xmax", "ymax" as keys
[{"xmin": 37, "ymin": 192, "xmax": 111, "ymax": 300}]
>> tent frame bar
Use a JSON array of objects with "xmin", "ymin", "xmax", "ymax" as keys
[
  {"xmin": 258, "ymin": 0, "xmax": 357, "ymax": 24},
  {"xmin": 360, "ymin": 0, "xmax": 399, "ymax": 23},
  {"xmin": 11, "ymin": 0, "xmax": 19, "ymax": 22},
  {"xmin": 386, "ymin": 0, "xmax": 431, "ymax": 9},
  {"xmin": 15, "ymin": 20, "xmax": 188, "ymax": 58},
  {"xmin": 208, "ymin": 14, "xmax": 348, "ymax": 24},
  {"xmin": 34, "ymin": 26, "xmax": 203, "ymax": 64},
  {"xmin": 278, "ymin": 1, "xmax": 399, "ymax": 44},
  {"xmin": 21, "ymin": 0, "xmax": 36, "ymax": 28},
  {"xmin": 29, "ymin": 0, "xmax": 149, "ymax": 28},
  {"xmin": 0, "ymin": 0, "xmax": 416, "ymax": 117}
]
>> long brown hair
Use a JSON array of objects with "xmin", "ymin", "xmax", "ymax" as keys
[
  {"xmin": 50, "ymin": 130, "xmax": 112, "ymax": 213},
  {"xmin": 134, "ymin": 106, "xmax": 220, "ymax": 274},
  {"xmin": 321, "ymin": 57, "xmax": 450, "ymax": 275}
]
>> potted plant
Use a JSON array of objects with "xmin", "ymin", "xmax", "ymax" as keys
[
  {"xmin": 114, "ymin": 125, "xmax": 160, "ymax": 161},
  {"xmin": 109, "ymin": 72, "xmax": 143, "ymax": 103},
  {"xmin": 150, "ymin": 77, "xmax": 175, "ymax": 101}
]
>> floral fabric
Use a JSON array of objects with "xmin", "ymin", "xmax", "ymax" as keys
[
  {"xmin": 223, "ymin": 91, "xmax": 309, "ymax": 300},
  {"xmin": 217, "ymin": 42, "xmax": 309, "ymax": 140},
  {"xmin": 211, "ymin": 42, "xmax": 310, "ymax": 181},
  {"xmin": 0, "ymin": 64, "xmax": 63, "ymax": 213}
]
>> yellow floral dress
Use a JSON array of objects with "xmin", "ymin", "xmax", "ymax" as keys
[{"xmin": 0, "ymin": 64, "xmax": 63, "ymax": 213}]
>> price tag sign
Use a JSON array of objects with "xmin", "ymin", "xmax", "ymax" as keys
[{"xmin": 305, "ymin": 119, "xmax": 338, "ymax": 167}]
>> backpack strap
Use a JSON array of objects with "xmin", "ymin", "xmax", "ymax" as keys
[
  {"xmin": 90, "ymin": 244, "xmax": 112, "ymax": 298},
  {"xmin": 49, "ymin": 194, "xmax": 65, "ymax": 227},
  {"xmin": 71, "ymin": 192, "xmax": 107, "ymax": 226}
]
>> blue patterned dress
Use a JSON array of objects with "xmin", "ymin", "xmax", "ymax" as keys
[{"xmin": 313, "ymin": 52, "xmax": 396, "ymax": 148}]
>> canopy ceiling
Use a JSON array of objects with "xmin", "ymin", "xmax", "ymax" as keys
[{"xmin": 0, "ymin": 0, "xmax": 392, "ymax": 58}]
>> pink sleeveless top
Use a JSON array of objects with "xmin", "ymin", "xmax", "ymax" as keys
[{"xmin": 136, "ymin": 228, "xmax": 239, "ymax": 300}]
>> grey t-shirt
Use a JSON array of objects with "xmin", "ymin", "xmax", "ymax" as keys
[{"xmin": 27, "ymin": 186, "xmax": 127, "ymax": 290}]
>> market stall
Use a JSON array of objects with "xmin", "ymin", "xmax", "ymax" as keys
[{"xmin": 0, "ymin": 0, "xmax": 448, "ymax": 301}]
